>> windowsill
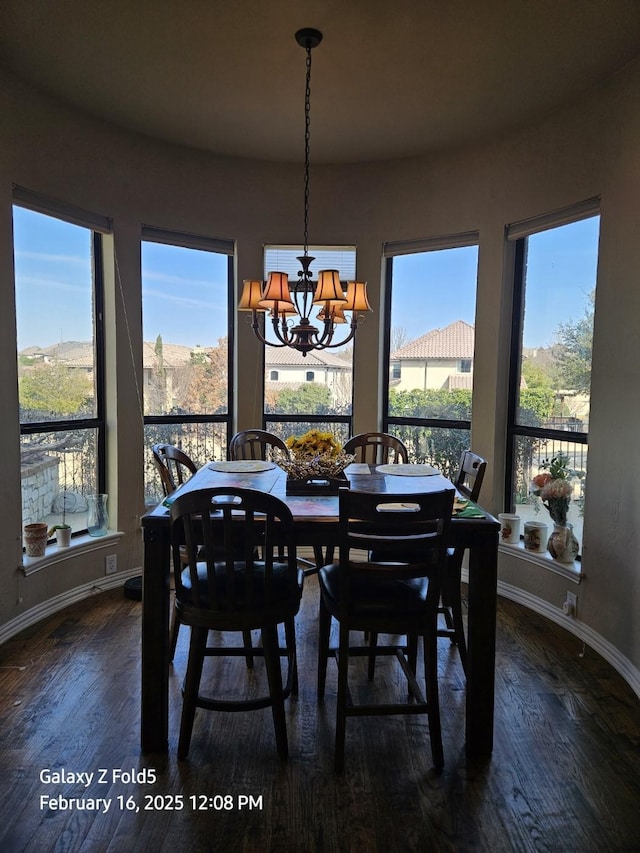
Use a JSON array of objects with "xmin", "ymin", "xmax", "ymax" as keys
[
  {"xmin": 498, "ymin": 540, "xmax": 582, "ymax": 583},
  {"xmin": 21, "ymin": 530, "xmax": 124, "ymax": 576}
]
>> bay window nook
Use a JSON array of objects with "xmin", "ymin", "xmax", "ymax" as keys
[{"xmin": 1, "ymin": 5, "xmax": 640, "ymax": 847}]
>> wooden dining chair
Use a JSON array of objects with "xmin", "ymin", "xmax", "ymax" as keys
[
  {"xmin": 365, "ymin": 448, "xmax": 487, "ymax": 679},
  {"xmin": 230, "ymin": 428, "xmax": 324, "ymax": 576},
  {"xmin": 170, "ymin": 486, "xmax": 303, "ymax": 760},
  {"xmin": 229, "ymin": 429, "xmax": 289, "ymax": 462},
  {"xmin": 439, "ymin": 450, "xmax": 487, "ymax": 673},
  {"xmin": 151, "ymin": 443, "xmax": 199, "ymax": 661},
  {"xmin": 152, "ymin": 443, "xmax": 198, "ymax": 496},
  {"xmin": 317, "ymin": 486, "xmax": 455, "ymax": 772},
  {"xmin": 343, "ymin": 432, "xmax": 408, "ymax": 465}
]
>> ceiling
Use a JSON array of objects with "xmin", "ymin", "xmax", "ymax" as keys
[{"xmin": 1, "ymin": 0, "xmax": 640, "ymax": 164}]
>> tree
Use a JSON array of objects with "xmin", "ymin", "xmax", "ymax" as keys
[
  {"xmin": 180, "ymin": 337, "xmax": 229, "ymax": 413},
  {"xmin": 519, "ymin": 361, "xmax": 555, "ymax": 425},
  {"xmin": 552, "ymin": 290, "xmax": 594, "ymax": 393},
  {"xmin": 267, "ymin": 383, "xmax": 333, "ymax": 414},
  {"xmin": 388, "ymin": 388, "xmax": 473, "ymax": 479},
  {"xmin": 19, "ymin": 363, "xmax": 92, "ymax": 416},
  {"xmin": 146, "ymin": 334, "xmax": 168, "ymax": 413},
  {"xmin": 390, "ymin": 326, "xmax": 409, "ymax": 353}
]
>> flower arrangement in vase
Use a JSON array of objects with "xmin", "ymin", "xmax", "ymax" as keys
[
  {"xmin": 530, "ymin": 454, "xmax": 579, "ymax": 562},
  {"xmin": 274, "ymin": 429, "xmax": 355, "ymax": 494}
]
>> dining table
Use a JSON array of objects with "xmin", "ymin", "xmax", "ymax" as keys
[{"xmin": 140, "ymin": 460, "xmax": 499, "ymax": 758}]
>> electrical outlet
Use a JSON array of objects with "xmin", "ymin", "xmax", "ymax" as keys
[
  {"xmin": 562, "ymin": 591, "xmax": 577, "ymax": 617},
  {"xmin": 105, "ymin": 554, "xmax": 117, "ymax": 575}
]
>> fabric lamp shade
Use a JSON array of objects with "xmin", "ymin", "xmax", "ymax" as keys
[
  {"xmin": 317, "ymin": 303, "xmax": 347, "ymax": 324},
  {"xmin": 343, "ymin": 281, "xmax": 372, "ymax": 312},
  {"xmin": 238, "ymin": 280, "xmax": 266, "ymax": 311},
  {"xmin": 313, "ymin": 270, "xmax": 346, "ymax": 304},
  {"xmin": 259, "ymin": 272, "xmax": 295, "ymax": 312}
]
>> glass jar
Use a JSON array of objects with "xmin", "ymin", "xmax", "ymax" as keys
[{"xmin": 87, "ymin": 493, "xmax": 109, "ymax": 537}]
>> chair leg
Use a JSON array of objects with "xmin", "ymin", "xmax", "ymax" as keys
[
  {"xmin": 449, "ymin": 590, "xmax": 468, "ymax": 675},
  {"xmin": 423, "ymin": 624, "xmax": 444, "ymax": 770},
  {"xmin": 439, "ymin": 602, "xmax": 455, "ymax": 632},
  {"xmin": 444, "ymin": 562, "xmax": 468, "ymax": 674},
  {"xmin": 367, "ymin": 631, "xmax": 378, "ymax": 680},
  {"xmin": 178, "ymin": 625, "xmax": 208, "ymax": 761},
  {"xmin": 317, "ymin": 595, "xmax": 331, "ymax": 699},
  {"xmin": 334, "ymin": 620, "xmax": 350, "ymax": 773},
  {"xmin": 407, "ymin": 633, "xmax": 418, "ymax": 700},
  {"xmin": 169, "ymin": 606, "xmax": 180, "ymax": 662},
  {"xmin": 242, "ymin": 629, "xmax": 254, "ymax": 669},
  {"xmin": 284, "ymin": 617, "xmax": 298, "ymax": 697},
  {"xmin": 262, "ymin": 624, "xmax": 288, "ymax": 759}
]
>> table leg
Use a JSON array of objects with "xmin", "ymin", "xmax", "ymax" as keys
[
  {"xmin": 465, "ymin": 530, "xmax": 498, "ymax": 757},
  {"xmin": 141, "ymin": 518, "xmax": 171, "ymax": 753}
]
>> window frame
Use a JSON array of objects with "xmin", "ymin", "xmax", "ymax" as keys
[
  {"xmin": 140, "ymin": 227, "xmax": 235, "ymax": 476},
  {"xmin": 14, "ymin": 191, "xmax": 109, "ymax": 534},
  {"xmin": 503, "ymin": 200, "xmax": 600, "ymax": 550},
  {"xmin": 382, "ymin": 235, "xmax": 479, "ymax": 470}
]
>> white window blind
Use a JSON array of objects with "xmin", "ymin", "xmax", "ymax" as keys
[
  {"xmin": 264, "ymin": 245, "xmax": 356, "ymax": 279},
  {"xmin": 506, "ymin": 197, "xmax": 600, "ymax": 241}
]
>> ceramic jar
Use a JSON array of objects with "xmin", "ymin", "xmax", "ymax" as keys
[{"xmin": 547, "ymin": 522, "xmax": 579, "ymax": 563}]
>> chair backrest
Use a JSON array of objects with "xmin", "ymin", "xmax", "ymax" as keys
[
  {"xmin": 453, "ymin": 451, "xmax": 487, "ymax": 502},
  {"xmin": 169, "ymin": 487, "xmax": 299, "ymax": 615},
  {"xmin": 337, "ymin": 487, "xmax": 455, "ymax": 585},
  {"xmin": 229, "ymin": 429, "xmax": 290, "ymax": 462},
  {"xmin": 343, "ymin": 432, "xmax": 408, "ymax": 465},
  {"xmin": 152, "ymin": 443, "xmax": 198, "ymax": 497}
]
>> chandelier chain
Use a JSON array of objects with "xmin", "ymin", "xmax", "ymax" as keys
[
  {"xmin": 303, "ymin": 44, "xmax": 312, "ymax": 259},
  {"xmin": 241, "ymin": 28, "xmax": 369, "ymax": 356}
]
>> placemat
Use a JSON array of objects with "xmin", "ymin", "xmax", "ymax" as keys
[
  {"xmin": 208, "ymin": 461, "xmax": 276, "ymax": 473},
  {"xmin": 376, "ymin": 463, "xmax": 439, "ymax": 476}
]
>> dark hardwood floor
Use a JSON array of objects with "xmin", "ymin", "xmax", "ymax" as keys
[{"xmin": 1, "ymin": 575, "xmax": 639, "ymax": 853}]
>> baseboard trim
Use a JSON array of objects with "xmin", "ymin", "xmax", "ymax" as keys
[
  {"xmin": 496, "ymin": 577, "xmax": 640, "ymax": 702},
  {"xmin": 0, "ymin": 569, "xmax": 142, "ymax": 646}
]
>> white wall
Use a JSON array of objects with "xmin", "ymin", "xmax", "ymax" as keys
[{"xmin": 1, "ymin": 58, "xmax": 639, "ymax": 690}]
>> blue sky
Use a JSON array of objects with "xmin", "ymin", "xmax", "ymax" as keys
[{"xmin": 13, "ymin": 206, "xmax": 599, "ymax": 352}]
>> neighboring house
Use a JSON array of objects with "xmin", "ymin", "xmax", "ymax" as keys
[
  {"xmin": 19, "ymin": 341, "xmax": 95, "ymax": 377},
  {"xmin": 265, "ymin": 347, "xmax": 352, "ymax": 406},
  {"xmin": 20, "ymin": 340, "xmax": 202, "ymax": 414},
  {"xmin": 141, "ymin": 341, "xmax": 201, "ymax": 413},
  {"xmin": 390, "ymin": 320, "xmax": 475, "ymax": 391}
]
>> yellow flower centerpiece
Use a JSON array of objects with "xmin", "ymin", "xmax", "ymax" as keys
[{"xmin": 274, "ymin": 429, "xmax": 355, "ymax": 494}]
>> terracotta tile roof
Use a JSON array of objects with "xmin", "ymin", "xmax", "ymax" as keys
[
  {"xmin": 141, "ymin": 341, "xmax": 196, "ymax": 369},
  {"xmin": 391, "ymin": 320, "xmax": 475, "ymax": 360},
  {"xmin": 265, "ymin": 348, "xmax": 351, "ymax": 368}
]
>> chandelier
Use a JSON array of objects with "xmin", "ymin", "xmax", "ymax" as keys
[{"xmin": 238, "ymin": 28, "xmax": 371, "ymax": 356}]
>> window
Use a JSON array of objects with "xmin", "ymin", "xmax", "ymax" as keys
[
  {"xmin": 506, "ymin": 201, "xmax": 600, "ymax": 555},
  {"xmin": 14, "ymin": 194, "xmax": 108, "ymax": 538},
  {"xmin": 383, "ymin": 235, "xmax": 479, "ymax": 479},
  {"xmin": 141, "ymin": 228, "xmax": 233, "ymax": 503},
  {"xmin": 263, "ymin": 245, "xmax": 356, "ymax": 445},
  {"xmin": 270, "ymin": 370, "xmax": 279, "ymax": 381}
]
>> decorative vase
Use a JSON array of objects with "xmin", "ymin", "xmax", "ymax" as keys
[
  {"xmin": 547, "ymin": 522, "xmax": 579, "ymax": 563},
  {"xmin": 23, "ymin": 522, "xmax": 49, "ymax": 557},
  {"xmin": 87, "ymin": 493, "xmax": 109, "ymax": 537}
]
